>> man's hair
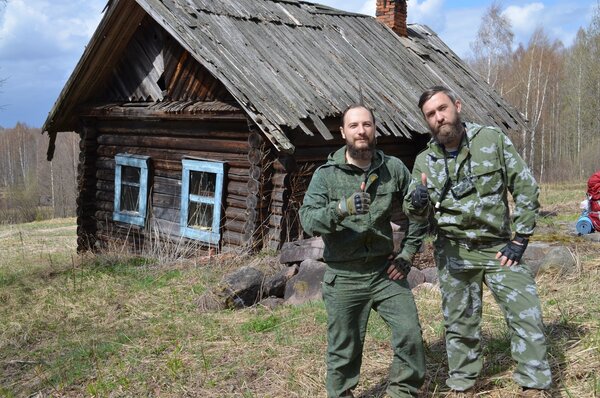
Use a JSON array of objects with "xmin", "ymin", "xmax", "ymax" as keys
[
  {"xmin": 340, "ymin": 103, "xmax": 376, "ymax": 127},
  {"xmin": 418, "ymin": 86, "xmax": 459, "ymax": 110}
]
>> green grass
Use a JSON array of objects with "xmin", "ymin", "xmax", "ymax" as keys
[{"xmin": 1, "ymin": 184, "xmax": 600, "ymax": 397}]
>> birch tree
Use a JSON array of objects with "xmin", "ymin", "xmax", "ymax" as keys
[{"xmin": 470, "ymin": 1, "xmax": 514, "ymax": 91}]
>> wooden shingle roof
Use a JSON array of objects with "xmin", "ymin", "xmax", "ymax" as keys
[{"xmin": 43, "ymin": 0, "xmax": 529, "ymax": 155}]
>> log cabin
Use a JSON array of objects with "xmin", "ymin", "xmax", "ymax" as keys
[{"xmin": 42, "ymin": 0, "xmax": 530, "ymax": 253}]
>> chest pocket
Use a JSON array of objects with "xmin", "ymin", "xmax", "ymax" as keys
[{"xmin": 472, "ymin": 158, "xmax": 505, "ymax": 196}]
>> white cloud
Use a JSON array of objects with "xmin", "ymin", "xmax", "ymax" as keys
[
  {"xmin": 502, "ymin": 3, "xmax": 545, "ymax": 38},
  {"xmin": 0, "ymin": 0, "xmax": 103, "ymax": 61},
  {"xmin": 407, "ymin": 0, "xmax": 446, "ymax": 33},
  {"xmin": 0, "ymin": 0, "xmax": 105, "ymax": 126}
]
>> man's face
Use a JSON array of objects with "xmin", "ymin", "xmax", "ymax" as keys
[
  {"xmin": 340, "ymin": 106, "xmax": 376, "ymax": 160},
  {"xmin": 421, "ymin": 92, "xmax": 464, "ymax": 147}
]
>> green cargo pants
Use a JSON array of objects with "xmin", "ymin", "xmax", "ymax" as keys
[
  {"xmin": 322, "ymin": 263, "xmax": 425, "ymax": 398},
  {"xmin": 435, "ymin": 239, "xmax": 552, "ymax": 391}
]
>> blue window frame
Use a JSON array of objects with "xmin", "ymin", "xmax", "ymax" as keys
[
  {"xmin": 180, "ymin": 159, "xmax": 225, "ymax": 245},
  {"xmin": 113, "ymin": 154, "xmax": 150, "ymax": 226}
]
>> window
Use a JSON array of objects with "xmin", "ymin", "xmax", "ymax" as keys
[
  {"xmin": 180, "ymin": 159, "xmax": 226, "ymax": 244},
  {"xmin": 113, "ymin": 154, "xmax": 150, "ymax": 226}
]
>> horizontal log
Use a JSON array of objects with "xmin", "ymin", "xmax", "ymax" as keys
[
  {"xmin": 94, "ymin": 119, "xmax": 249, "ymax": 138},
  {"xmin": 152, "ymin": 192, "xmax": 180, "ymax": 209},
  {"xmin": 223, "ymin": 219, "xmax": 246, "ymax": 234},
  {"xmin": 97, "ymin": 134, "xmax": 250, "ymax": 154},
  {"xmin": 271, "ymin": 189, "xmax": 290, "ymax": 203},
  {"xmin": 272, "ymin": 173, "xmax": 290, "ymax": 187},
  {"xmin": 245, "ymin": 194, "xmax": 270, "ymax": 209},
  {"xmin": 248, "ymin": 131, "xmax": 265, "ymax": 149},
  {"xmin": 151, "ymin": 206, "xmax": 179, "ymax": 223},
  {"xmin": 222, "ymin": 230, "xmax": 252, "ymax": 248},
  {"xmin": 249, "ymin": 165, "xmax": 262, "ymax": 181},
  {"xmin": 247, "ymin": 178, "xmax": 260, "ymax": 193},
  {"xmin": 96, "ymin": 145, "xmax": 251, "ymax": 167}
]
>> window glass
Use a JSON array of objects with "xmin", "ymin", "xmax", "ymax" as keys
[
  {"xmin": 188, "ymin": 201, "xmax": 214, "ymax": 230},
  {"xmin": 190, "ymin": 171, "xmax": 216, "ymax": 198}
]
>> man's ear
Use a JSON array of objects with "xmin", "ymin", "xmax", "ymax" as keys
[
  {"xmin": 455, "ymin": 99, "xmax": 462, "ymax": 113},
  {"xmin": 340, "ymin": 127, "xmax": 346, "ymax": 139}
]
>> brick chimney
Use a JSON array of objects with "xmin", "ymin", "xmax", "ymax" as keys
[{"xmin": 376, "ymin": 0, "xmax": 408, "ymax": 37}]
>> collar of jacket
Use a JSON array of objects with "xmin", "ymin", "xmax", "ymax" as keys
[
  {"xmin": 326, "ymin": 146, "xmax": 385, "ymax": 171},
  {"xmin": 426, "ymin": 122, "xmax": 483, "ymax": 160}
]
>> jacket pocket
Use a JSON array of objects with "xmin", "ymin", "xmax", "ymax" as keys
[
  {"xmin": 472, "ymin": 162, "xmax": 504, "ymax": 196},
  {"xmin": 323, "ymin": 270, "xmax": 337, "ymax": 287}
]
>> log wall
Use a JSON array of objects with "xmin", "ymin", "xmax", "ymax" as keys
[{"xmin": 79, "ymin": 115, "xmax": 263, "ymax": 252}]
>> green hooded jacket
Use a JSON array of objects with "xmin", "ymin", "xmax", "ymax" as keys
[
  {"xmin": 404, "ymin": 123, "xmax": 540, "ymax": 245},
  {"xmin": 300, "ymin": 147, "xmax": 426, "ymax": 268}
]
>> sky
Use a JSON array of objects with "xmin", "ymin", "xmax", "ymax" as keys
[{"xmin": 0, "ymin": 0, "xmax": 595, "ymax": 128}]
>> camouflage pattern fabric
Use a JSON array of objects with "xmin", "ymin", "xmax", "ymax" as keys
[
  {"xmin": 300, "ymin": 146, "xmax": 428, "ymax": 397},
  {"xmin": 404, "ymin": 123, "xmax": 540, "ymax": 242},
  {"xmin": 403, "ymin": 123, "xmax": 551, "ymax": 390},
  {"xmin": 322, "ymin": 267, "xmax": 425, "ymax": 397},
  {"xmin": 435, "ymin": 239, "xmax": 552, "ymax": 390},
  {"xmin": 301, "ymin": 146, "xmax": 426, "ymax": 265}
]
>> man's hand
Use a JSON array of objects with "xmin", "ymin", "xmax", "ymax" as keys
[
  {"xmin": 387, "ymin": 253, "xmax": 412, "ymax": 280},
  {"xmin": 338, "ymin": 191, "xmax": 370, "ymax": 217},
  {"xmin": 410, "ymin": 173, "xmax": 429, "ymax": 209},
  {"xmin": 496, "ymin": 236, "xmax": 529, "ymax": 266}
]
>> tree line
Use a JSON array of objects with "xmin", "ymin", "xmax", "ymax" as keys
[
  {"xmin": 0, "ymin": 124, "xmax": 78, "ymax": 223},
  {"xmin": 469, "ymin": 1, "xmax": 600, "ymax": 182}
]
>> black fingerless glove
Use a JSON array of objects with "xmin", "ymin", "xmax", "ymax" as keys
[
  {"xmin": 391, "ymin": 254, "xmax": 412, "ymax": 277},
  {"xmin": 499, "ymin": 236, "xmax": 529, "ymax": 263},
  {"xmin": 411, "ymin": 184, "xmax": 429, "ymax": 209}
]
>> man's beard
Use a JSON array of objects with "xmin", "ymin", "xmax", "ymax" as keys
[
  {"xmin": 347, "ymin": 141, "xmax": 375, "ymax": 161},
  {"xmin": 432, "ymin": 118, "xmax": 463, "ymax": 146}
]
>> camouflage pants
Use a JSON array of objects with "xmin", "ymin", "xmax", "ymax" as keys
[
  {"xmin": 322, "ymin": 265, "xmax": 425, "ymax": 398},
  {"xmin": 435, "ymin": 239, "xmax": 552, "ymax": 391}
]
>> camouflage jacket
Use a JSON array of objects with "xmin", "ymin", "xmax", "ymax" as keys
[
  {"xmin": 300, "ymin": 147, "xmax": 426, "ymax": 267},
  {"xmin": 404, "ymin": 123, "xmax": 540, "ymax": 245}
]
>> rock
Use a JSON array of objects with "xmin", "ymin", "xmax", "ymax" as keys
[
  {"xmin": 582, "ymin": 232, "xmax": 600, "ymax": 242},
  {"xmin": 522, "ymin": 242, "xmax": 555, "ymax": 276},
  {"xmin": 284, "ymin": 259, "xmax": 326, "ymax": 305},
  {"xmin": 420, "ymin": 267, "xmax": 439, "ymax": 285},
  {"xmin": 412, "ymin": 282, "xmax": 439, "ymax": 293},
  {"xmin": 262, "ymin": 264, "xmax": 299, "ymax": 298},
  {"xmin": 279, "ymin": 237, "xmax": 324, "ymax": 264},
  {"xmin": 407, "ymin": 267, "xmax": 425, "ymax": 289},
  {"xmin": 523, "ymin": 242, "xmax": 554, "ymax": 262},
  {"xmin": 220, "ymin": 266, "xmax": 265, "ymax": 308},
  {"xmin": 257, "ymin": 297, "xmax": 285, "ymax": 310},
  {"xmin": 537, "ymin": 246, "xmax": 577, "ymax": 276}
]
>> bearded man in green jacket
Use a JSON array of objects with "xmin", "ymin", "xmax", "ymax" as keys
[
  {"xmin": 404, "ymin": 86, "xmax": 552, "ymax": 397},
  {"xmin": 300, "ymin": 104, "xmax": 427, "ymax": 398}
]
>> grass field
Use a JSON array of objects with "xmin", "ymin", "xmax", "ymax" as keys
[{"xmin": 1, "ymin": 184, "xmax": 599, "ymax": 397}]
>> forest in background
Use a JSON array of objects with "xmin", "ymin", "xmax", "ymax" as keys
[
  {"xmin": 0, "ymin": 125, "xmax": 78, "ymax": 223},
  {"xmin": 0, "ymin": 2, "xmax": 599, "ymax": 224},
  {"xmin": 469, "ymin": 1, "xmax": 600, "ymax": 182}
]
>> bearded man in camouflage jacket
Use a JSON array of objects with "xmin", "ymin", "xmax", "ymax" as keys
[{"xmin": 404, "ymin": 86, "xmax": 552, "ymax": 397}]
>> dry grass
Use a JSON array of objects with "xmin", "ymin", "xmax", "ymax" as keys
[{"xmin": 1, "ymin": 183, "xmax": 599, "ymax": 397}]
